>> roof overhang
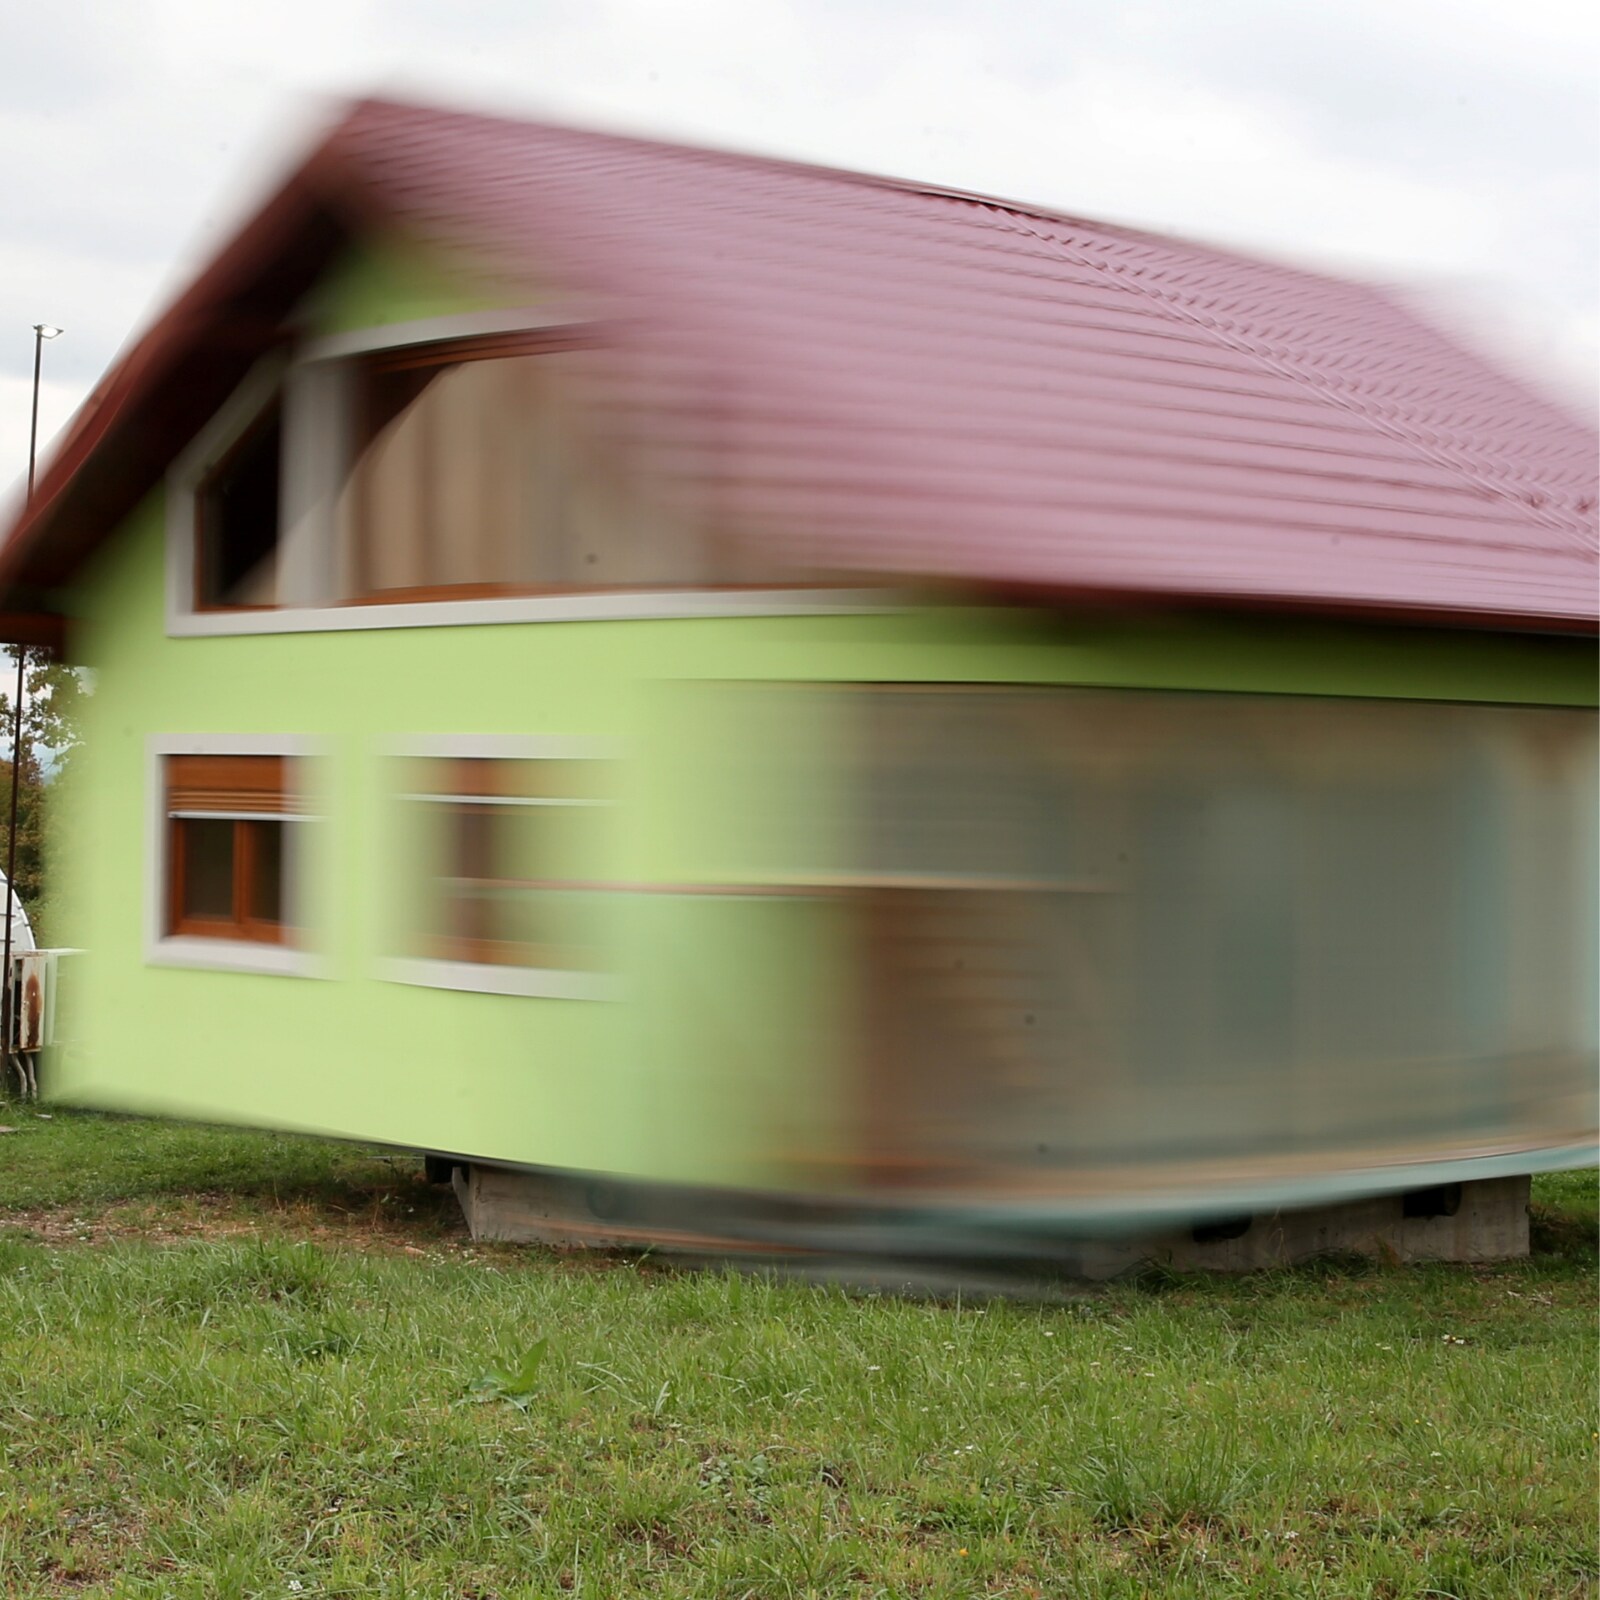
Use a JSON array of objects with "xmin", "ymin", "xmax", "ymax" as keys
[{"xmin": 0, "ymin": 134, "xmax": 356, "ymax": 619}]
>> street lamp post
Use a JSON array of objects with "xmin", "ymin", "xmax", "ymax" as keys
[{"xmin": 2, "ymin": 322, "xmax": 63, "ymax": 1082}]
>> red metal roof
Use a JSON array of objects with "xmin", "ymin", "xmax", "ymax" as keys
[{"xmin": 4, "ymin": 96, "xmax": 1596, "ymax": 629}]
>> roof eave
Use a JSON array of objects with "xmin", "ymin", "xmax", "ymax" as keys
[
  {"xmin": 0, "ymin": 130, "xmax": 366, "ymax": 603},
  {"xmin": 965, "ymin": 577, "xmax": 1600, "ymax": 638}
]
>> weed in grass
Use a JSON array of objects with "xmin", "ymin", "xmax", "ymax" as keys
[
  {"xmin": 265, "ymin": 1305, "xmax": 362, "ymax": 1364},
  {"xmin": 1071, "ymin": 1429, "xmax": 1265, "ymax": 1533},
  {"xmin": 699, "ymin": 1448, "xmax": 777, "ymax": 1513},
  {"xmin": 465, "ymin": 1336, "xmax": 551, "ymax": 1408}
]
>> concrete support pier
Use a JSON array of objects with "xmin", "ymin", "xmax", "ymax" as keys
[
  {"xmin": 1105, "ymin": 1174, "xmax": 1531, "ymax": 1274},
  {"xmin": 451, "ymin": 1163, "xmax": 1531, "ymax": 1273}
]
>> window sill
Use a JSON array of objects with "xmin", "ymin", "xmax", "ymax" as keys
[
  {"xmin": 380, "ymin": 956, "xmax": 617, "ymax": 1001},
  {"xmin": 166, "ymin": 588, "xmax": 891, "ymax": 637},
  {"xmin": 146, "ymin": 937, "xmax": 320, "ymax": 978}
]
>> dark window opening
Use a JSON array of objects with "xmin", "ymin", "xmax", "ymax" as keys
[
  {"xmin": 196, "ymin": 401, "xmax": 282, "ymax": 608},
  {"xmin": 1402, "ymin": 1183, "xmax": 1463, "ymax": 1219},
  {"xmin": 245, "ymin": 821, "xmax": 286, "ymax": 925},
  {"xmin": 1191, "ymin": 1215, "xmax": 1253, "ymax": 1244},
  {"xmin": 177, "ymin": 818, "xmax": 235, "ymax": 921}
]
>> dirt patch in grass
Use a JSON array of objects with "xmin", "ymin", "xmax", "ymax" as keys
[{"xmin": 0, "ymin": 1177, "xmax": 470, "ymax": 1253}]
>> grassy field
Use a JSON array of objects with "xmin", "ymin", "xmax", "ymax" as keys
[{"xmin": 0, "ymin": 1107, "xmax": 1594, "ymax": 1599}]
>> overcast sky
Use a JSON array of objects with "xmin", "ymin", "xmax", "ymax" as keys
[{"xmin": 1, "ymin": 0, "xmax": 1595, "ymax": 508}]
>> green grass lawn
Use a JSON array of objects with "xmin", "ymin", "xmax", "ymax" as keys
[{"xmin": 0, "ymin": 1108, "xmax": 1594, "ymax": 1599}]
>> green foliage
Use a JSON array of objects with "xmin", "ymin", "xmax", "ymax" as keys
[
  {"xmin": 0, "ymin": 645, "xmax": 89, "ymax": 935},
  {"xmin": 466, "ymin": 1337, "xmax": 551, "ymax": 1408},
  {"xmin": 0, "ymin": 750, "xmax": 44, "ymax": 908},
  {"xmin": 132, "ymin": 1237, "xmax": 333, "ymax": 1316},
  {"xmin": 0, "ymin": 1109, "xmax": 1594, "ymax": 1598},
  {"xmin": 1529, "ymin": 1166, "xmax": 1600, "ymax": 1264}
]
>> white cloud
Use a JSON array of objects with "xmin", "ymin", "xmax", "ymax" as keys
[{"xmin": 0, "ymin": 374, "xmax": 81, "ymax": 528}]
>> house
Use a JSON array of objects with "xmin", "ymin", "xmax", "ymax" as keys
[{"xmin": 1, "ymin": 98, "xmax": 1594, "ymax": 1269}]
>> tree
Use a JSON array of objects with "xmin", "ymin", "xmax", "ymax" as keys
[
  {"xmin": 1, "ymin": 645, "xmax": 88, "ymax": 939},
  {"xmin": 4, "ymin": 648, "xmax": 86, "ymax": 773},
  {"xmin": 0, "ymin": 751, "xmax": 46, "ymax": 910}
]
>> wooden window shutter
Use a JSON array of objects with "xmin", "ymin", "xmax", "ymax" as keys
[{"xmin": 166, "ymin": 754, "xmax": 296, "ymax": 817}]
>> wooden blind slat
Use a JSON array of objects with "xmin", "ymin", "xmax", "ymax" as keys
[{"xmin": 167, "ymin": 754, "xmax": 294, "ymax": 815}]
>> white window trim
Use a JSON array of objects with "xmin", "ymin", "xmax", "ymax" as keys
[
  {"xmin": 145, "ymin": 734, "xmax": 323, "ymax": 978},
  {"xmin": 379, "ymin": 957, "xmax": 620, "ymax": 1003},
  {"xmin": 383, "ymin": 733, "xmax": 620, "ymax": 1001},
  {"xmin": 167, "ymin": 586, "xmax": 890, "ymax": 637},
  {"xmin": 164, "ymin": 316, "xmax": 895, "ymax": 638}
]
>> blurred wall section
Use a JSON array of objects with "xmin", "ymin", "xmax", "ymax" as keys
[{"xmin": 652, "ymin": 674, "xmax": 1597, "ymax": 1218}]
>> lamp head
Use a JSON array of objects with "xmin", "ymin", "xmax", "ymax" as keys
[{"xmin": 33, "ymin": 324, "xmax": 62, "ymax": 340}]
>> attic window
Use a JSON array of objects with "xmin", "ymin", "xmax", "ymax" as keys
[
  {"xmin": 339, "ymin": 331, "xmax": 723, "ymax": 601},
  {"xmin": 195, "ymin": 399, "xmax": 282, "ymax": 609},
  {"xmin": 169, "ymin": 325, "xmax": 819, "ymax": 630},
  {"xmin": 343, "ymin": 334, "xmax": 584, "ymax": 600}
]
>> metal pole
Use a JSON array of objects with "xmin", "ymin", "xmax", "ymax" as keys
[{"xmin": 2, "ymin": 327, "xmax": 46, "ymax": 1073}]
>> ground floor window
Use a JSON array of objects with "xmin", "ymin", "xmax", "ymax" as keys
[
  {"xmin": 165, "ymin": 753, "xmax": 298, "ymax": 942},
  {"xmin": 394, "ymin": 743, "xmax": 616, "ymax": 988}
]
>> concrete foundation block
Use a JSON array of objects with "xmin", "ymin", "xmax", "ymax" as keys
[
  {"xmin": 452, "ymin": 1164, "xmax": 1532, "ymax": 1273},
  {"xmin": 1145, "ymin": 1174, "xmax": 1530, "ymax": 1273}
]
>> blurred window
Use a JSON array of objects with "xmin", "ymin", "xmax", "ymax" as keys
[
  {"xmin": 840, "ymin": 687, "xmax": 1597, "ymax": 1175},
  {"xmin": 403, "ymin": 755, "xmax": 613, "ymax": 971},
  {"xmin": 340, "ymin": 333, "xmax": 723, "ymax": 600}
]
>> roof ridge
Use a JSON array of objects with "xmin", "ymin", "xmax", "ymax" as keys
[{"xmin": 345, "ymin": 94, "xmax": 1289, "ymax": 273}]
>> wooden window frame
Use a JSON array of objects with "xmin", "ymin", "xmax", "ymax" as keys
[
  {"xmin": 361, "ymin": 327, "xmax": 597, "ymax": 374},
  {"xmin": 163, "ymin": 753, "xmax": 299, "ymax": 947},
  {"xmin": 167, "ymin": 816, "xmax": 288, "ymax": 944}
]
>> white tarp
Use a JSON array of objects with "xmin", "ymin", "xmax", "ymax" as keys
[{"xmin": 1, "ymin": 872, "xmax": 35, "ymax": 957}]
